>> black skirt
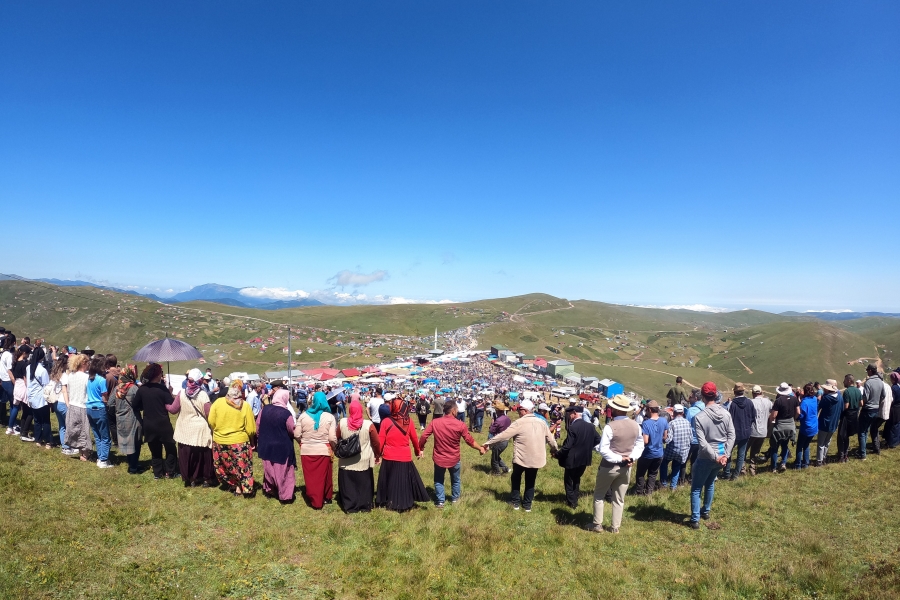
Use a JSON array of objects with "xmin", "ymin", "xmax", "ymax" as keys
[
  {"xmin": 338, "ymin": 468, "xmax": 375, "ymax": 513},
  {"xmin": 376, "ymin": 460, "xmax": 429, "ymax": 511}
]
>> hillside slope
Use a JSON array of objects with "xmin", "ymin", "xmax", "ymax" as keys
[{"xmin": 705, "ymin": 321, "xmax": 879, "ymax": 385}]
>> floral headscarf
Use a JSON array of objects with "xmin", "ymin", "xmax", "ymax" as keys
[
  {"xmin": 116, "ymin": 364, "xmax": 138, "ymax": 400},
  {"xmin": 226, "ymin": 379, "xmax": 245, "ymax": 409},
  {"xmin": 389, "ymin": 396, "xmax": 411, "ymax": 429}
]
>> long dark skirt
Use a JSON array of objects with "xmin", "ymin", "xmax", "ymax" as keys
[
  {"xmin": 376, "ymin": 460, "xmax": 429, "ymax": 512},
  {"xmin": 178, "ymin": 443, "xmax": 216, "ymax": 486},
  {"xmin": 338, "ymin": 467, "xmax": 375, "ymax": 513}
]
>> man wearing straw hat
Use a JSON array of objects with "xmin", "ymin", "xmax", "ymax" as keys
[{"xmin": 587, "ymin": 394, "xmax": 644, "ymax": 534}]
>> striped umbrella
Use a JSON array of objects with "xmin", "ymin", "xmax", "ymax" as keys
[{"xmin": 133, "ymin": 335, "xmax": 203, "ymax": 378}]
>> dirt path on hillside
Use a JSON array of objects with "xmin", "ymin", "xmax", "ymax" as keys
[
  {"xmin": 510, "ymin": 301, "xmax": 575, "ymax": 323},
  {"xmin": 737, "ymin": 358, "xmax": 754, "ymax": 375}
]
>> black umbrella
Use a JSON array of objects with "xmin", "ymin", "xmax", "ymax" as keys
[{"xmin": 133, "ymin": 334, "xmax": 203, "ymax": 380}]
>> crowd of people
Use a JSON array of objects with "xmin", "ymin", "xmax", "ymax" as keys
[{"xmin": 2, "ymin": 326, "xmax": 898, "ymax": 531}]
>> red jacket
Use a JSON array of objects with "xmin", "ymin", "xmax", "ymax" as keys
[
  {"xmin": 419, "ymin": 414, "xmax": 479, "ymax": 468},
  {"xmin": 379, "ymin": 418, "xmax": 420, "ymax": 462}
]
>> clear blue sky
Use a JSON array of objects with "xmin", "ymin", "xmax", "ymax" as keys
[{"xmin": 2, "ymin": 1, "xmax": 898, "ymax": 311}]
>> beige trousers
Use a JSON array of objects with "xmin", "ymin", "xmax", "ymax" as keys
[{"xmin": 592, "ymin": 464, "xmax": 631, "ymax": 529}]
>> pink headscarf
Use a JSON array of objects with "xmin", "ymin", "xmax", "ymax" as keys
[
  {"xmin": 348, "ymin": 393, "xmax": 363, "ymax": 431},
  {"xmin": 272, "ymin": 389, "xmax": 290, "ymax": 409}
]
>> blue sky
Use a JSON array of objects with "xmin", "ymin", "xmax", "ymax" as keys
[{"xmin": 2, "ymin": 1, "xmax": 898, "ymax": 311}]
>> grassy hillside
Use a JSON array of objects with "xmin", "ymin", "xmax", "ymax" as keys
[
  {"xmin": 2, "ymin": 414, "xmax": 899, "ymax": 599},
  {"xmin": 840, "ymin": 319, "xmax": 900, "ymax": 371},
  {"xmin": 704, "ymin": 321, "xmax": 878, "ymax": 386}
]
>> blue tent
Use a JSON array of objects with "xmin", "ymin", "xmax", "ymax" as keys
[
  {"xmin": 508, "ymin": 392, "xmax": 519, "ymax": 400},
  {"xmin": 423, "ymin": 378, "xmax": 440, "ymax": 385}
]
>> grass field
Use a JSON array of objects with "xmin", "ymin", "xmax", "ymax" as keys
[{"xmin": 2, "ymin": 412, "xmax": 899, "ymax": 600}]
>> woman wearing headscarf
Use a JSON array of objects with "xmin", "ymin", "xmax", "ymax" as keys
[
  {"xmin": 133, "ymin": 363, "xmax": 178, "ymax": 479},
  {"xmin": 170, "ymin": 368, "xmax": 216, "ymax": 487},
  {"xmin": 335, "ymin": 392, "xmax": 381, "ymax": 513},
  {"xmin": 63, "ymin": 354, "xmax": 93, "ymax": 461},
  {"xmin": 256, "ymin": 387, "xmax": 297, "ymax": 502},
  {"xmin": 114, "ymin": 364, "xmax": 144, "ymax": 474},
  {"xmin": 376, "ymin": 395, "xmax": 428, "ymax": 512},
  {"xmin": 885, "ymin": 372, "xmax": 900, "ymax": 449},
  {"xmin": 293, "ymin": 390, "xmax": 337, "ymax": 509},
  {"xmin": 26, "ymin": 347, "xmax": 52, "ymax": 448},
  {"xmin": 208, "ymin": 379, "xmax": 257, "ymax": 496}
]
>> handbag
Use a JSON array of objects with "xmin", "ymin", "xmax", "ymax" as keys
[{"xmin": 333, "ymin": 422, "xmax": 362, "ymax": 459}]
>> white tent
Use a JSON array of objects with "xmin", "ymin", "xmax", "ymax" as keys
[{"xmin": 513, "ymin": 375, "xmax": 527, "ymax": 383}]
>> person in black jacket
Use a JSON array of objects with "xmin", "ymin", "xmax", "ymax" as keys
[
  {"xmin": 723, "ymin": 383, "xmax": 756, "ymax": 480},
  {"xmin": 555, "ymin": 406, "xmax": 602, "ymax": 509}
]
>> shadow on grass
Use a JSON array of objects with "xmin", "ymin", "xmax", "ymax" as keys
[
  {"xmin": 470, "ymin": 464, "xmax": 494, "ymax": 474},
  {"xmin": 625, "ymin": 502, "xmax": 687, "ymax": 524},
  {"xmin": 550, "ymin": 507, "xmax": 593, "ymax": 528}
]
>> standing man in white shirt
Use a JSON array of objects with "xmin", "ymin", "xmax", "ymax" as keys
[
  {"xmin": 588, "ymin": 394, "xmax": 644, "ymax": 534},
  {"xmin": 367, "ymin": 387, "xmax": 384, "ymax": 432}
]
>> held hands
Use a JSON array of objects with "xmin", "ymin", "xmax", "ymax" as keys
[
  {"xmin": 479, "ymin": 447, "xmax": 486, "ymax": 455},
  {"xmin": 717, "ymin": 455, "xmax": 728, "ymax": 466}
]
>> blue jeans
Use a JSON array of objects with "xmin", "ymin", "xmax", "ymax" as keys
[
  {"xmin": 86, "ymin": 405, "xmax": 111, "ymax": 462},
  {"xmin": 690, "ymin": 458, "xmax": 720, "ymax": 522},
  {"xmin": 53, "ymin": 402, "xmax": 70, "ymax": 449},
  {"xmin": 858, "ymin": 409, "xmax": 878, "ymax": 458},
  {"xmin": 434, "ymin": 462, "xmax": 461, "ymax": 504},
  {"xmin": 794, "ymin": 432, "xmax": 814, "ymax": 468},
  {"xmin": 474, "ymin": 412, "xmax": 484, "ymax": 432},
  {"xmin": 8, "ymin": 402, "xmax": 21, "ymax": 430},
  {"xmin": 661, "ymin": 457, "xmax": 684, "ymax": 489},
  {"xmin": 771, "ymin": 440, "xmax": 791, "ymax": 469},
  {"xmin": 724, "ymin": 438, "xmax": 749, "ymax": 478}
]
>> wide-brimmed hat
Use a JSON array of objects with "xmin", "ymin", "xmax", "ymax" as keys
[
  {"xmin": 776, "ymin": 382, "xmax": 792, "ymax": 396},
  {"xmin": 733, "ymin": 382, "xmax": 745, "ymax": 394},
  {"xmin": 820, "ymin": 379, "xmax": 839, "ymax": 393},
  {"xmin": 519, "ymin": 399, "xmax": 534, "ymax": 412},
  {"xmin": 608, "ymin": 394, "xmax": 631, "ymax": 412},
  {"xmin": 646, "ymin": 400, "xmax": 659, "ymax": 409}
]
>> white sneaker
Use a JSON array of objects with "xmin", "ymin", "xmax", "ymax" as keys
[
  {"xmin": 20, "ymin": 436, "xmax": 35, "ymax": 442},
  {"xmin": 4, "ymin": 428, "xmax": 12, "ymax": 435},
  {"xmin": 97, "ymin": 460, "xmax": 115, "ymax": 469}
]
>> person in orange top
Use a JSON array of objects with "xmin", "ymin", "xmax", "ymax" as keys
[{"xmin": 376, "ymin": 395, "xmax": 428, "ymax": 511}]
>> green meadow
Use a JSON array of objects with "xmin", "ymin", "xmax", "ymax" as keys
[{"xmin": 1, "ymin": 413, "xmax": 898, "ymax": 599}]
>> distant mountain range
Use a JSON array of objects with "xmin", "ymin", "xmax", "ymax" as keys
[
  {"xmin": 781, "ymin": 311, "xmax": 900, "ymax": 321},
  {"xmin": 0, "ymin": 276, "xmax": 324, "ymax": 310}
]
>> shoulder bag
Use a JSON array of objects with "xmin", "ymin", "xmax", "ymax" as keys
[{"xmin": 333, "ymin": 421, "xmax": 362, "ymax": 459}]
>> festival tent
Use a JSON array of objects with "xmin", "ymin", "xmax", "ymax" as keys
[
  {"xmin": 341, "ymin": 368, "xmax": 361, "ymax": 378},
  {"xmin": 508, "ymin": 392, "xmax": 519, "ymax": 400},
  {"xmin": 362, "ymin": 367, "xmax": 381, "ymax": 374},
  {"xmin": 423, "ymin": 378, "xmax": 440, "ymax": 385},
  {"xmin": 565, "ymin": 373, "xmax": 583, "ymax": 384},
  {"xmin": 513, "ymin": 375, "xmax": 528, "ymax": 383}
]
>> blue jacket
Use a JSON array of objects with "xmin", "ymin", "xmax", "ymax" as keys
[
  {"xmin": 799, "ymin": 396, "xmax": 819, "ymax": 436},
  {"xmin": 818, "ymin": 391, "xmax": 842, "ymax": 433},
  {"xmin": 686, "ymin": 400, "xmax": 705, "ymax": 444}
]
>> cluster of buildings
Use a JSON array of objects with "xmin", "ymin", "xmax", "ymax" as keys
[{"xmin": 489, "ymin": 344, "xmax": 624, "ymax": 398}]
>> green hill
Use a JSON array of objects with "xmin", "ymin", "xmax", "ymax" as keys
[{"xmin": 704, "ymin": 321, "xmax": 879, "ymax": 387}]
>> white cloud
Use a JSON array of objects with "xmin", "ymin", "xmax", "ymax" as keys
[
  {"xmin": 805, "ymin": 309, "xmax": 853, "ymax": 313},
  {"xmin": 328, "ymin": 270, "xmax": 388, "ymax": 287},
  {"xmin": 240, "ymin": 287, "xmax": 310, "ymax": 300},
  {"xmin": 388, "ymin": 296, "xmax": 455, "ymax": 305},
  {"xmin": 630, "ymin": 304, "xmax": 732, "ymax": 313}
]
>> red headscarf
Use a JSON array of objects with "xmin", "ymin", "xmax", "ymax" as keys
[
  {"xmin": 348, "ymin": 393, "xmax": 363, "ymax": 431},
  {"xmin": 390, "ymin": 396, "xmax": 411, "ymax": 428}
]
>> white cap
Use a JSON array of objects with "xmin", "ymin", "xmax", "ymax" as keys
[
  {"xmin": 537, "ymin": 403, "xmax": 550, "ymax": 412},
  {"xmin": 519, "ymin": 399, "xmax": 534, "ymax": 411},
  {"xmin": 223, "ymin": 376, "xmax": 231, "ymax": 385},
  {"xmin": 673, "ymin": 403, "xmax": 685, "ymax": 413},
  {"xmin": 187, "ymin": 368, "xmax": 204, "ymax": 382},
  {"xmin": 384, "ymin": 392, "xmax": 396, "ymax": 401}
]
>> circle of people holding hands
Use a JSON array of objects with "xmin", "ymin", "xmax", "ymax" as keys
[{"xmin": 1, "ymin": 328, "xmax": 898, "ymax": 532}]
